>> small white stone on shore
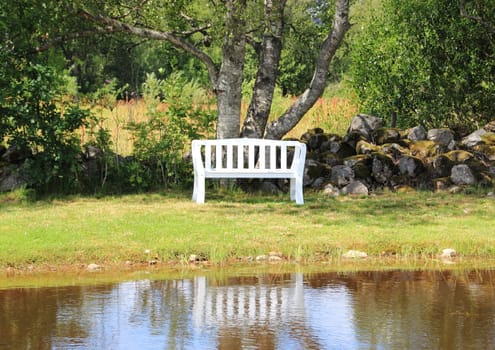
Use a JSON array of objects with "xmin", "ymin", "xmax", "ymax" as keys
[
  {"xmin": 87, "ymin": 263, "xmax": 101, "ymax": 271},
  {"xmin": 256, "ymin": 255, "xmax": 268, "ymax": 261},
  {"xmin": 440, "ymin": 248, "xmax": 457, "ymax": 258},
  {"xmin": 342, "ymin": 250, "xmax": 368, "ymax": 259}
]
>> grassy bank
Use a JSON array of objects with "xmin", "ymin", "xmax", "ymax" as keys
[{"xmin": 1, "ymin": 189, "xmax": 495, "ymax": 274}]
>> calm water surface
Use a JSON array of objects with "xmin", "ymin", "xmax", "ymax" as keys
[{"xmin": 1, "ymin": 270, "xmax": 495, "ymax": 349}]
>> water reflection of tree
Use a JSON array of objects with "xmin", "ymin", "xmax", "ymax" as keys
[
  {"xmin": 129, "ymin": 279, "xmax": 193, "ymax": 349},
  {"xmin": 0, "ymin": 284, "xmax": 114, "ymax": 349},
  {"xmin": 336, "ymin": 270, "xmax": 495, "ymax": 349}
]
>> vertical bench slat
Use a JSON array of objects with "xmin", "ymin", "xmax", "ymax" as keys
[
  {"xmin": 248, "ymin": 144, "xmax": 255, "ymax": 169},
  {"xmin": 259, "ymin": 144, "xmax": 265, "ymax": 170},
  {"xmin": 226, "ymin": 144, "xmax": 233, "ymax": 169},
  {"xmin": 216, "ymin": 144, "xmax": 223, "ymax": 169},
  {"xmin": 270, "ymin": 144, "xmax": 276, "ymax": 170},
  {"xmin": 281, "ymin": 144, "xmax": 287, "ymax": 170},
  {"xmin": 237, "ymin": 145, "xmax": 244, "ymax": 169},
  {"xmin": 205, "ymin": 144, "xmax": 212, "ymax": 170}
]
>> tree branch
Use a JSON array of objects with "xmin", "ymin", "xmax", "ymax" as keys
[
  {"xmin": 67, "ymin": 6, "xmax": 219, "ymax": 87},
  {"xmin": 460, "ymin": 0, "xmax": 495, "ymax": 35},
  {"xmin": 31, "ymin": 28, "xmax": 120, "ymax": 53}
]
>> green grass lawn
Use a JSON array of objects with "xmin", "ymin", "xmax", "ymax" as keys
[{"xmin": 1, "ymin": 189, "xmax": 495, "ymax": 273}]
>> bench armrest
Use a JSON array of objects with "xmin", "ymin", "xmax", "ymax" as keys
[{"xmin": 191, "ymin": 140, "xmax": 205, "ymax": 173}]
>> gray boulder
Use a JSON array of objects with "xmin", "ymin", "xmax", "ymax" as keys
[
  {"xmin": 348, "ymin": 114, "xmax": 383, "ymax": 140},
  {"xmin": 461, "ymin": 129, "xmax": 488, "ymax": 148},
  {"xmin": 427, "ymin": 128, "xmax": 455, "ymax": 149},
  {"xmin": 407, "ymin": 126, "xmax": 427, "ymax": 141},
  {"xmin": 450, "ymin": 164, "xmax": 476, "ymax": 185},
  {"xmin": 0, "ymin": 165, "xmax": 28, "ymax": 191},
  {"xmin": 399, "ymin": 156, "xmax": 425, "ymax": 177},
  {"xmin": 331, "ymin": 165, "xmax": 354, "ymax": 186},
  {"xmin": 342, "ymin": 180, "xmax": 369, "ymax": 195}
]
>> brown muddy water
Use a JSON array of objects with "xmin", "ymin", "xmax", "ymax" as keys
[{"xmin": 1, "ymin": 269, "xmax": 495, "ymax": 350}]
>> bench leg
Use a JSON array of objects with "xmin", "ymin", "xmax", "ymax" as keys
[
  {"xmin": 290, "ymin": 177, "xmax": 304, "ymax": 205},
  {"xmin": 192, "ymin": 173, "xmax": 198, "ymax": 201},
  {"xmin": 193, "ymin": 174, "xmax": 206, "ymax": 204}
]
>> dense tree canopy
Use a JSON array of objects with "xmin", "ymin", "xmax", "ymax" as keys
[{"xmin": 351, "ymin": 0, "xmax": 495, "ymax": 129}]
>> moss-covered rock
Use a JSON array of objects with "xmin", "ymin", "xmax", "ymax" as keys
[
  {"xmin": 336, "ymin": 142, "xmax": 357, "ymax": 158},
  {"xmin": 342, "ymin": 131, "xmax": 366, "ymax": 149},
  {"xmin": 300, "ymin": 127, "xmax": 325, "ymax": 142},
  {"xmin": 381, "ymin": 143, "xmax": 410, "ymax": 160},
  {"xmin": 431, "ymin": 154, "xmax": 454, "ymax": 178},
  {"xmin": 317, "ymin": 151, "xmax": 343, "ymax": 166},
  {"xmin": 444, "ymin": 150, "xmax": 474, "ymax": 163},
  {"xmin": 300, "ymin": 118, "xmax": 495, "ymax": 193},
  {"xmin": 307, "ymin": 133, "xmax": 329, "ymax": 151},
  {"xmin": 344, "ymin": 155, "xmax": 372, "ymax": 180},
  {"xmin": 481, "ymin": 133, "xmax": 495, "ymax": 146},
  {"xmin": 406, "ymin": 125, "xmax": 427, "ymax": 141},
  {"xmin": 356, "ymin": 140, "xmax": 379, "ymax": 154},
  {"xmin": 372, "ymin": 128, "xmax": 401, "ymax": 145},
  {"xmin": 409, "ymin": 140, "xmax": 444, "ymax": 159},
  {"xmin": 432, "ymin": 177, "xmax": 451, "ymax": 191},
  {"xmin": 427, "ymin": 128, "xmax": 455, "ymax": 148},
  {"xmin": 305, "ymin": 159, "xmax": 330, "ymax": 179},
  {"xmin": 472, "ymin": 144, "xmax": 495, "ymax": 161},
  {"xmin": 348, "ymin": 114, "xmax": 383, "ymax": 140},
  {"xmin": 371, "ymin": 152, "xmax": 396, "ymax": 184},
  {"xmin": 398, "ymin": 155, "xmax": 426, "ymax": 177}
]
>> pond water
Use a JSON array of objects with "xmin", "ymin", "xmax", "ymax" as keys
[{"xmin": 1, "ymin": 270, "xmax": 495, "ymax": 350}]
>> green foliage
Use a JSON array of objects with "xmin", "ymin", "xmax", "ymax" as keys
[
  {"xmin": 350, "ymin": 0, "xmax": 495, "ymax": 129},
  {"xmin": 1, "ymin": 62, "xmax": 91, "ymax": 194},
  {"xmin": 126, "ymin": 72, "xmax": 216, "ymax": 190}
]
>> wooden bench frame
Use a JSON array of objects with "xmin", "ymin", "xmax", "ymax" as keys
[{"xmin": 192, "ymin": 138, "xmax": 307, "ymax": 204}]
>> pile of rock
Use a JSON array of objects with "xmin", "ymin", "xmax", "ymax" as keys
[
  {"xmin": 0, "ymin": 145, "xmax": 31, "ymax": 192},
  {"xmin": 302, "ymin": 114, "xmax": 495, "ymax": 195}
]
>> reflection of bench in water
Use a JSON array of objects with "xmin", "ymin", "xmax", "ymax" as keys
[{"xmin": 192, "ymin": 273, "xmax": 305, "ymax": 327}]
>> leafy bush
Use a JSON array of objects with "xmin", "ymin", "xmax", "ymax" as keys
[
  {"xmin": 125, "ymin": 72, "xmax": 216, "ymax": 190},
  {"xmin": 1, "ymin": 61, "xmax": 91, "ymax": 194}
]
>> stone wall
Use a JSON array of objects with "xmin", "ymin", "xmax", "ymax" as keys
[
  {"xmin": 302, "ymin": 114, "xmax": 495, "ymax": 195},
  {"xmin": 2, "ymin": 114, "xmax": 495, "ymax": 195}
]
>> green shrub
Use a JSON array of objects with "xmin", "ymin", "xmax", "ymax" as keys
[
  {"xmin": 126, "ymin": 72, "xmax": 216, "ymax": 190},
  {"xmin": 1, "ymin": 62, "xmax": 91, "ymax": 194}
]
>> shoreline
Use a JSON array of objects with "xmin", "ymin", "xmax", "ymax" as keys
[{"xmin": 3, "ymin": 255, "xmax": 495, "ymax": 289}]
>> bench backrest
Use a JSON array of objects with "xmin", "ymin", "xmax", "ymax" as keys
[{"xmin": 192, "ymin": 138, "xmax": 306, "ymax": 174}]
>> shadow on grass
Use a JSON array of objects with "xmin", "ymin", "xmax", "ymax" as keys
[{"xmin": 197, "ymin": 187, "xmax": 494, "ymax": 229}]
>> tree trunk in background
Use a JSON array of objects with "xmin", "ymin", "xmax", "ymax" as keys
[
  {"xmin": 215, "ymin": 0, "xmax": 247, "ymax": 139},
  {"xmin": 265, "ymin": 0, "xmax": 350, "ymax": 140},
  {"xmin": 240, "ymin": 0, "xmax": 285, "ymax": 139}
]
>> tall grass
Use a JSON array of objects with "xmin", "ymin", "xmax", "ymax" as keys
[{"xmin": 82, "ymin": 94, "xmax": 358, "ymax": 157}]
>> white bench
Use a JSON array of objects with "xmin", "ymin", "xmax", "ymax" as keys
[{"xmin": 192, "ymin": 138, "xmax": 307, "ymax": 204}]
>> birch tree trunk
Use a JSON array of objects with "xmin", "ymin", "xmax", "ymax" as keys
[
  {"xmin": 216, "ymin": 0, "xmax": 247, "ymax": 139},
  {"xmin": 240, "ymin": 0, "xmax": 285, "ymax": 139},
  {"xmin": 265, "ymin": 0, "xmax": 350, "ymax": 140}
]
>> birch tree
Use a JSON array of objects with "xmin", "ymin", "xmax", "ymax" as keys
[{"xmin": 63, "ymin": 0, "xmax": 350, "ymax": 139}]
